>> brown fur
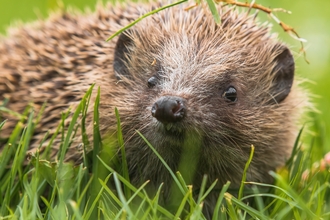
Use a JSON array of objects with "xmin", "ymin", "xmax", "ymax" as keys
[{"xmin": 0, "ymin": 1, "xmax": 306, "ymax": 216}]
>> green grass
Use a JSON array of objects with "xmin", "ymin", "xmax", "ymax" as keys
[
  {"xmin": 1, "ymin": 0, "xmax": 330, "ymax": 219},
  {"xmin": 1, "ymin": 86, "xmax": 330, "ymax": 219}
]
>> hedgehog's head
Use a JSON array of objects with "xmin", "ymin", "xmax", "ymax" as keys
[{"xmin": 110, "ymin": 5, "xmax": 296, "ymax": 180}]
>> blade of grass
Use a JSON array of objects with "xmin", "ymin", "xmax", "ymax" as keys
[
  {"xmin": 136, "ymin": 131, "xmax": 186, "ymax": 195},
  {"xmin": 151, "ymin": 183, "xmax": 164, "ymax": 219},
  {"xmin": 3, "ymin": 110, "xmax": 35, "ymax": 215},
  {"xmin": 174, "ymin": 185, "xmax": 193, "ymax": 219},
  {"xmin": 238, "ymin": 145, "xmax": 255, "ymax": 200},
  {"xmin": 205, "ymin": 0, "xmax": 221, "ymax": 24},
  {"xmin": 197, "ymin": 178, "xmax": 218, "ymax": 204},
  {"xmin": 0, "ymin": 119, "xmax": 6, "ymax": 129},
  {"xmin": 286, "ymin": 125, "xmax": 304, "ymax": 167},
  {"xmin": 106, "ymin": 0, "xmax": 188, "ymax": 41},
  {"xmin": 97, "ymin": 155, "xmax": 175, "ymax": 219},
  {"xmin": 98, "ymin": 174, "xmax": 122, "ymax": 207},
  {"xmin": 115, "ymin": 107, "xmax": 130, "ymax": 198},
  {"xmin": 0, "ymin": 106, "xmax": 24, "ymax": 119},
  {"xmin": 270, "ymin": 171, "xmax": 317, "ymax": 218},
  {"xmin": 57, "ymin": 104, "xmax": 80, "ymax": 165},
  {"xmin": 250, "ymin": 186, "xmax": 267, "ymax": 216},
  {"xmin": 89, "ymin": 86, "xmax": 104, "ymax": 219},
  {"xmin": 42, "ymin": 111, "xmax": 68, "ymax": 160},
  {"xmin": 241, "ymin": 193, "xmax": 301, "ymax": 207},
  {"xmin": 0, "ymin": 105, "xmax": 31, "ymax": 178},
  {"xmin": 15, "ymin": 110, "xmax": 35, "ymax": 174},
  {"xmin": 113, "ymin": 172, "xmax": 133, "ymax": 217},
  {"xmin": 197, "ymin": 175, "xmax": 208, "ymax": 204},
  {"xmin": 57, "ymin": 84, "xmax": 94, "ymax": 164},
  {"xmin": 212, "ymin": 181, "xmax": 231, "ymax": 220},
  {"xmin": 81, "ymin": 84, "xmax": 95, "ymax": 151},
  {"xmin": 225, "ymin": 193, "xmax": 238, "ymax": 219},
  {"xmin": 226, "ymin": 192, "xmax": 269, "ymax": 220},
  {"xmin": 69, "ymin": 200, "xmax": 83, "ymax": 220},
  {"xmin": 116, "ymin": 178, "xmax": 150, "ymax": 219},
  {"xmin": 84, "ymin": 176, "xmax": 106, "ymax": 219}
]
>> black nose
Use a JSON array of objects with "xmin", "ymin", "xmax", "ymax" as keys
[{"xmin": 151, "ymin": 96, "xmax": 186, "ymax": 124}]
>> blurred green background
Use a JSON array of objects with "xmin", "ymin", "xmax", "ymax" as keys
[{"xmin": 0, "ymin": 0, "xmax": 329, "ymax": 154}]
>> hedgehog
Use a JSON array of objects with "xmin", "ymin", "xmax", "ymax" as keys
[{"xmin": 0, "ymin": 1, "xmax": 306, "ymax": 217}]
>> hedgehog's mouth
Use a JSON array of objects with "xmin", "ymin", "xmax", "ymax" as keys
[
  {"xmin": 159, "ymin": 122, "xmax": 184, "ymax": 135},
  {"xmin": 164, "ymin": 123, "xmax": 182, "ymax": 132}
]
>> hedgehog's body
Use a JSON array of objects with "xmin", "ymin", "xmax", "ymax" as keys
[{"xmin": 0, "ymin": 1, "xmax": 305, "ymax": 216}]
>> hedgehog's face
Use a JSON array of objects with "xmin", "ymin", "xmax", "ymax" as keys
[{"xmin": 112, "ymin": 24, "xmax": 295, "ymax": 157}]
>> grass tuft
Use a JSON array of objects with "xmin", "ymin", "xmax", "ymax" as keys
[{"xmin": 1, "ymin": 84, "xmax": 330, "ymax": 219}]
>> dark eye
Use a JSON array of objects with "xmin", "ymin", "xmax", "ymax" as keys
[
  {"xmin": 148, "ymin": 76, "xmax": 157, "ymax": 88},
  {"xmin": 223, "ymin": 86, "xmax": 237, "ymax": 102}
]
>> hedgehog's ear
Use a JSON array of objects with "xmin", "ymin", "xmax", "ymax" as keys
[
  {"xmin": 113, "ymin": 31, "xmax": 134, "ymax": 79},
  {"xmin": 270, "ymin": 47, "xmax": 295, "ymax": 103}
]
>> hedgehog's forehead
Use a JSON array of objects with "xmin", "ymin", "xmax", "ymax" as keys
[
  {"xmin": 130, "ymin": 6, "xmax": 278, "ymax": 86},
  {"xmin": 135, "ymin": 5, "xmax": 272, "ymax": 46},
  {"xmin": 133, "ymin": 28, "xmax": 253, "ymax": 80},
  {"xmin": 133, "ymin": 6, "xmax": 274, "ymax": 64}
]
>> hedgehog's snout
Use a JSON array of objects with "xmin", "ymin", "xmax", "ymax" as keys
[{"xmin": 151, "ymin": 96, "xmax": 186, "ymax": 124}]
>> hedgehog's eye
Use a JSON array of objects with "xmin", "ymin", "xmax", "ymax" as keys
[
  {"xmin": 148, "ymin": 76, "xmax": 157, "ymax": 88},
  {"xmin": 223, "ymin": 86, "xmax": 237, "ymax": 102}
]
